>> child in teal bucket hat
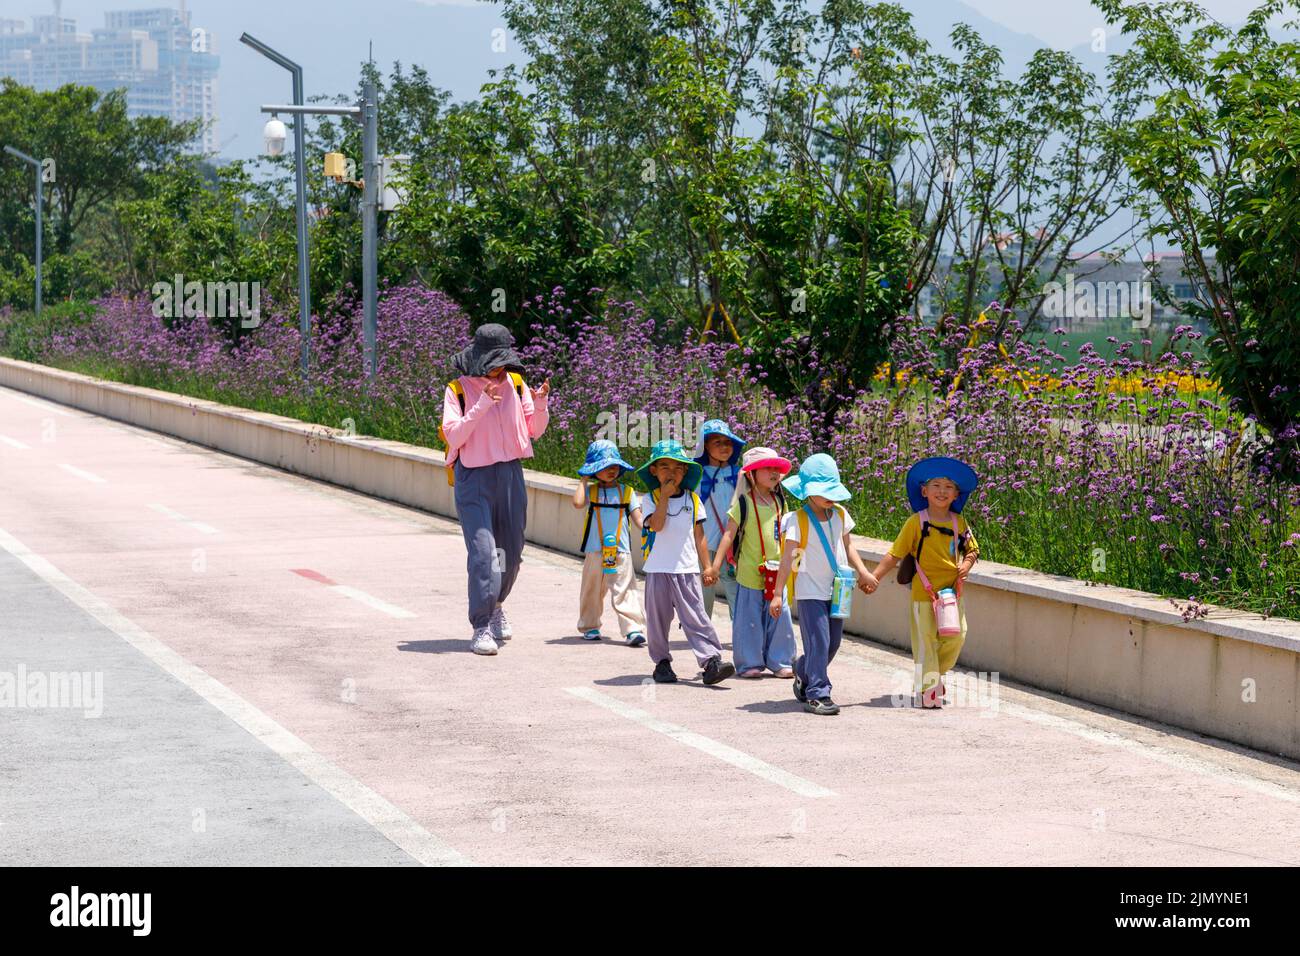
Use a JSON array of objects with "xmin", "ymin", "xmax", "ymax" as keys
[
  {"xmin": 869, "ymin": 457, "xmax": 981, "ymax": 709},
  {"xmin": 692, "ymin": 419, "xmax": 746, "ymax": 622},
  {"xmin": 570, "ymin": 439, "xmax": 647, "ymax": 646},
  {"xmin": 635, "ymin": 439, "xmax": 736, "ymax": 686},
  {"xmin": 770, "ymin": 453, "xmax": 880, "ymax": 716}
]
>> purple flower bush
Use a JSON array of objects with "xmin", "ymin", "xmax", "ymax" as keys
[
  {"xmin": 526, "ymin": 290, "xmax": 1299, "ymax": 620},
  {"xmin": 22, "ymin": 283, "xmax": 1298, "ymax": 620},
  {"xmin": 44, "ymin": 284, "xmax": 472, "ymax": 449}
]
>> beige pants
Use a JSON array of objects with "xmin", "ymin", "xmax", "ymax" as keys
[{"xmin": 577, "ymin": 551, "xmax": 645, "ymax": 636}]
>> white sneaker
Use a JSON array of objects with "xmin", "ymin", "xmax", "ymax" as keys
[
  {"xmin": 470, "ymin": 627, "xmax": 499, "ymax": 656},
  {"xmin": 489, "ymin": 605, "xmax": 512, "ymax": 641}
]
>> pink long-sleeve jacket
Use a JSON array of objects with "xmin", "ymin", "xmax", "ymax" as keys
[{"xmin": 441, "ymin": 375, "xmax": 550, "ymax": 469}]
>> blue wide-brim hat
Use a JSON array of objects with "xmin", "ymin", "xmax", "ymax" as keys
[
  {"xmin": 635, "ymin": 439, "xmax": 704, "ymax": 492},
  {"xmin": 781, "ymin": 453, "xmax": 852, "ymax": 502},
  {"xmin": 578, "ymin": 439, "xmax": 634, "ymax": 477},
  {"xmin": 692, "ymin": 419, "xmax": 746, "ymax": 465},
  {"xmin": 906, "ymin": 457, "xmax": 979, "ymax": 513}
]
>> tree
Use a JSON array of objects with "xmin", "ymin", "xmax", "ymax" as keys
[
  {"xmin": 0, "ymin": 79, "xmax": 195, "ymax": 256},
  {"xmin": 1099, "ymin": 0, "xmax": 1300, "ymax": 443}
]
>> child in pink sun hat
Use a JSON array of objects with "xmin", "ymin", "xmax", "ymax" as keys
[{"xmin": 707, "ymin": 447, "xmax": 797, "ymax": 678}]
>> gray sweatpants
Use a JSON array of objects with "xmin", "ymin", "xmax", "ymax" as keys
[
  {"xmin": 645, "ymin": 572, "xmax": 723, "ymax": 667},
  {"xmin": 453, "ymin": 458, "xmax": 527, "ymax": 629}
]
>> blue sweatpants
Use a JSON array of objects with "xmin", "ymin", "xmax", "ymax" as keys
[
  {"xmin": 453, "ymin": 458, "xmax": 527, "ymax": 629},
  {"xmin": 795, "ymin": 599, "xmax": 844, "ymax": 701},
  {"xmin": 732, "ymin": 584, "xmax": 796, "ymax": 672}
]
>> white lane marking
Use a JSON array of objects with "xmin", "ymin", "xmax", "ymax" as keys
[
  {"xmin": 565, "ymin": 686, "xmax": 836, "ymax": 799},
  {"xmin": 59, "ymin": 464, "xmax": 107, "ymax": 484},
  {"xmin": 331, "ymin": 584, "xmax": 417, "ymax": 619},
  {"xmin": 843, "ymin": 654, "xmax": 1300, "ymax": 805},
  {"xmin": 0, "ymin": 434, "xmax": 30, "ymax": 449},
  {"xmin": 0, "ymin": 390, "xmax": 74, "ymax": 417},
  {"xmin": 0, "ymin": 524, "xmax": 470, "ymax": 867},
  {"xmin": 148, "ymin": 502, "xmax": 219, "ymax": 536}
]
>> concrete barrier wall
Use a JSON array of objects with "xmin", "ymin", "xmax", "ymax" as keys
[{"xmin": 3, "ymin": 356, "xmax": 1298, "ymax": 759}]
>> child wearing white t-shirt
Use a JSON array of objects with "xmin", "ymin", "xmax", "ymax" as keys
[
  {"xmin": 637, "ymin": 439, "xmax": 737, "ymax": 686},
  {"xmin": 770, "ymin": 454, "xmax": 878, "ymax": 715}
]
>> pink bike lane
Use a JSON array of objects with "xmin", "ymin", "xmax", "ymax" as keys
[{"xmin": 2, "ymin": 384, "xmax": 1299, "ymax": 866}]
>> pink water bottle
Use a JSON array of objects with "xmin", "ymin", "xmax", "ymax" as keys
[{"xmin": 933, "ymin": 587, "xmax": 961, "ymax": 635}]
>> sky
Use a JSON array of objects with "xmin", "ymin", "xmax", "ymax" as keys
[
  {"xmin": 3, "ymin": 0, "xmax": 1280, "ymax": 165},
  {"xmin": 962, "ymin": 0, "xmax": 1259, "ymax": 49}
]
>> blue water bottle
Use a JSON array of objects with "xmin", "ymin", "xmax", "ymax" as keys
[{"xmin": 830, "ymin": 568, "xmax": 856, "ymax": 619}]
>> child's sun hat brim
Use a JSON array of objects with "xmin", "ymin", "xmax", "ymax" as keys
[
  {"xmin": 780, "ymin": 453, "xmax": 852, "ymax": 502},
  {"xmin": 739, "ymin": 447, "xmax": 792, "ymax": 475},
  {"xmin": 578, "ymin": 440, "xmax": 634, "ymax": 477},
  {"xmin": 906, "ymin": 457, "xmax": 979, "ymax": 513},
  {"xmin": 691, "ymin": 420, "xmax": 746, "ymax": 465},
  {"xmin": 635, "ymin": 440, "xmax": 704, "ymax": 493}
]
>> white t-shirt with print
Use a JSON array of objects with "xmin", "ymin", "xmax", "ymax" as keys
[
  {"xmin": 641, "ymin": 491, "xmax": 704, "ymax": 575},
  {"xmin": 783, "ymin": 504, "xmax": 856, "ymax": 601}
]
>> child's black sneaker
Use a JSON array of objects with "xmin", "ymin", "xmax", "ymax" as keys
[
  {"xmin": 792, "ymin": 658, "xmax": 807, "ymax": 703},
  {"xmin": 804, "ymin": 697, "xmax": 840, "ymax": 716},
  {"xmin": 701, "ymin": 656, "xmax": 736, "ymax": 685},
  {"xmin": 652, "ymin": 660, "xmax": 678, "ymax": 683}
]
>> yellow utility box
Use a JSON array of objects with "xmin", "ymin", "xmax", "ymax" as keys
[{"xmin": 323, "ymin": 152, "xmax": 348, "ymax": 181}]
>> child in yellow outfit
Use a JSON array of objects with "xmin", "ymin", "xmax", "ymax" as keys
[{"xmin": 870, "ymin": 457, "xmax": 980, "ymax": 709}]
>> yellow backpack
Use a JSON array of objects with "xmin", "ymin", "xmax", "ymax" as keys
[
  {"xmin": 786, "ymin": 503, "xmax": 849, "ymax": 603},
  {"xmin": 438, "ymin": 372, "xmax": 525, "ymax": 486}
]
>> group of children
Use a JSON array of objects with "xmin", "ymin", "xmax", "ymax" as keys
[
  {"xmin": 437, "ymin": 323, "xmax": 980, "ymax": 712},
  {"xmin": 571, "ymin": 421, "xmax": 981, "ymax": 714}
]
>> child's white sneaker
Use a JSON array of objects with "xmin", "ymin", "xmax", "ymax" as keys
[
  {"xmin": 489, "ymin": 605, "xmax": 512, "ymax": 641},
  {"xmin": 470, "ymin": 627, "xmax": 499, "ymax": 656}
]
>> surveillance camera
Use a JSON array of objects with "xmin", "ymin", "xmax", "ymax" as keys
[{"xmin": 263, "ymin": 116, "xmax": 287, "ymax": 157}]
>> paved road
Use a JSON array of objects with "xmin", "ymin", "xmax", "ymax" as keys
[{"xmin": 2, "ymin": 383, "xmax": 1299, "ymax": 866}]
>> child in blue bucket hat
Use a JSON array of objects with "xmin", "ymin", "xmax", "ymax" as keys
[
  {"xmin": 570, "ymin": 439, "xmax": 647, "ymax": 646},
  {"xmin": 869, "ymin": 457, "xmax": 981, "ymax": 709},
  {"xmin": 692, "ymin": 419, "xmax": 746, "ymax": 622},
  {"xmin": 635, "ymin": 439, "xmax": 736, "ymax": 686},
  {"xmin": 770, "ymin": 454, "xmax": 880, "ymax": 716}
]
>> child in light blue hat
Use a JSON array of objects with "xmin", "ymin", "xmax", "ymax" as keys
[
  {"xmin": 692, "ymin": 420, "xmax": 746, "ymax": 622},
  {"xmin": 570, "ymin": 439, "xmax": 647, "ymax": 646},
  {"xmin": 770, "ymin": 453, "xmax": 879, "ymax": 716}
]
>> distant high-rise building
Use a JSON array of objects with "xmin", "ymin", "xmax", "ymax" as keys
[{"xmin": 0, "ymin": 3, "xmax": 219, "ymax": 154}]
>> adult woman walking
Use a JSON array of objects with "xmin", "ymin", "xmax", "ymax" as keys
[{"xmin": 440, "ymin": 323, "xmax": 550, "ymax": 655}]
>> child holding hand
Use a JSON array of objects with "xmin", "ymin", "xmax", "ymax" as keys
[
  {"xmin": 708, "ymin": 447, "xmax": 797, "ymax": 678},
  {"xmin": 770, "ymin": 454, "xmax": 879, "ymax": 716},
  {"xmin": 637, "ymin": 439, "xmax": 736, "ymax": 686},
  {"xmin": 869, "ymin": 457, "xmax": 980, "ymax": 709},
  {"xmin": 693, "ymin": 420, "xmax": 746, "ymax": 621}
]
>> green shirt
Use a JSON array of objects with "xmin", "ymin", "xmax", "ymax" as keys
[{"xmin": 726, "ymin": 492, "xmax": 786, "ymax": 590}]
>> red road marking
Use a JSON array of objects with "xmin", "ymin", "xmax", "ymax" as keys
[{"xmin": 291, "ymin": 568, "xmax": 337, "ymax": 586}]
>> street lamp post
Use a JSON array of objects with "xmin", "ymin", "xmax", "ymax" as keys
[
  {"xmin": 3, "ymin": 145, "xmax": 42, "ymax": 317},
  {"xmin": 259, "ymin": 76, "xmax": 380, "ymax": 383},
  {"xmin": 239, "ymin": 33, "xmax": 311, "ymax": 376},
  {"xmin": 360, "ymin": 79, "xmax": 378, "ymax": 385}
]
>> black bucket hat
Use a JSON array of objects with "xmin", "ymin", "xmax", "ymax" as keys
[{"xmin": 452, "ymin": 323, "xmax": 525, "ymax": 377}]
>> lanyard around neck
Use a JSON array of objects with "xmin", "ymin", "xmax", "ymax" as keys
[
  {"xmin": 751, "ymin": 487, "xmax": 782, "ymax": 561},
  {"xmin": 595, "ymin": 486, "xmax": 625, "ymax": 545}
]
